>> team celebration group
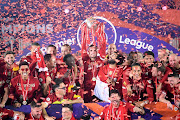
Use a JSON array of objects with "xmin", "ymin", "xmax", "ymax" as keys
[{"xmin": 0, "ymin": 41, "xmax": 179, "ymax": 120}]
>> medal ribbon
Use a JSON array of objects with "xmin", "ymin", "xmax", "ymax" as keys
[
  {"xmin": 71, "ymin": 68, "xmax": 75, "ymax": 85},
  {"xmin": 68, "ymin": 68, "xmax": 76, "ymax": 86},
  {"xmin": 67, "ymin": 68, "xmax": 76, "ymax": 93},
  {"xmin": 48, "ymin": 67, "xmax": 57, "ymax": 94},
  {"xmin": 20, "ymin": 77, "xmax": 30, "ymax": 102},
  {"xmin": 91, "ymin": 61, "xmax": 96, "ymax": 79}
]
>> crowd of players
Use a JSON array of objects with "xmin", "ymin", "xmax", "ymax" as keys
[{"xmin": 0, "ymin": 42, "xmax": 179, "ymax": 120}]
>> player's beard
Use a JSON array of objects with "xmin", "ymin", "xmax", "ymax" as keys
[
  {"xmin": 90, "ymin": 56, "xmax": 96, "ymax": 61},
  {"xmin": 7, "ymin": 60, "xmax": 14, "ymax": 66},
  {"xmin": 34, "ymin": 113, "xmax": 41, "ymax": 119},
  {"xmin": 112, "ymin": 100, "xmax": 120, "ymax": 107},
  {"xmin": 108, "ymin": 59, "xmax": 116, "ymax": 64}
]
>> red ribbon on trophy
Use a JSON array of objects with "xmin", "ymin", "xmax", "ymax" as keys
[{"xmin": 81, "ymin": 17, "xmax": 106, "ymax": 59}]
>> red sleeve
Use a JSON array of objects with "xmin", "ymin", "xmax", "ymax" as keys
[
  {"xmin": 0, "ymin": 59, "xmax": 6, "ymax": 73},
  {"xmin": 98, "ymin": 65, "xmax": 108, "ymax": 83},
  {"xmin": 160, "ymin": 67, "xmax": 172, "ymax": 83},
  {"xmin": 0, "ymin": 107, "xmax": 14, "ymax": 118},
  {"xmin": 0, "ymin": 59, "xmax": 6, "ymax": 66},
  {"xmin": 38, "ymin": 71, "xmax": 46, "ymax": 84},
  {"xmin": 1, "ymin": 74, "xmax": 8, "ymax": 88},
  {"xmin": 9, "ymin": 77, "xmax": 18, "ymax": 101},
  {"xmin": 122, "ymin": 67, "xmax": 131, "ymax": 86},
  {"xmin": 144, "ymin": 80, "xmax": 154, "ymax": 102},
  {"xmin": 29, "ymin": 60, "xmax": 37, "ymax": 73}
]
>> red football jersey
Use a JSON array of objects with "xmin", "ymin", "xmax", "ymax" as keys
[
  {"xmin": 122, "ymin": 77, "xmax": 154, "ymax": 103},
  {"xmin": 25, "ymin": 113, "xmax": 45, "ymax": 120},
  {"xmin": 0, "ymin": 74, "xmax": 8, "ymax": 98},
  {"xmin": 9, "ymin": 75, "xmax": 41, "ymax": 104},
  {"xmin": 99, "ymin": 101, "xmax": 134, "ymax": 120}
]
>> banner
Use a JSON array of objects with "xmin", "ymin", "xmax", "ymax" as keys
[
  {"xmin": 14, "ymin": 20, "xmax": 180, "ymax": 61},
  {"xmin": 0, "ymin": 0, "xmax": 179, "ymax": 61},
  {"xmin": 7, "ymin": 102, "xmax": 179, "ymax": 120}
]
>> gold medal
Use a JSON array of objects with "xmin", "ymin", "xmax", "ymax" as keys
[
  {"xmin": 92, "ymin": 77, "xmax": 96, "ymax": 81},
  {"xmin": 22, "ymin": 100, "xmax": 27, "ymax": 105},
  {"xmin": 7, "ymin": 71, "xmax": 11, "ymax": 76},
  {"xmin": 109, "ymin": 71, "xmax": 112, "ymax": 75},
  {"xmin": 0, "ymin": 112, "xmax": 3, "ymax": 117}
]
